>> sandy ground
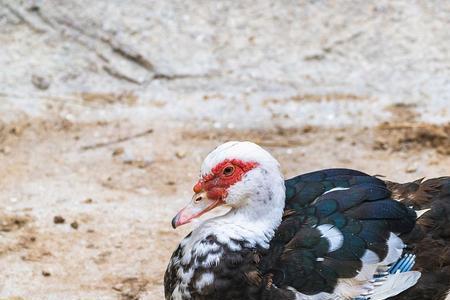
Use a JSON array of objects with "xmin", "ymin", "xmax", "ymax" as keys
[{"xmin": 0, "ymin": 1, "xmax": 449, "ymax": 299}]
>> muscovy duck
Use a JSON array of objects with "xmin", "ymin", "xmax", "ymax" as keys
[{"xmin": 164, "ymin": 141, "xmax": 450, "ymax": 300}]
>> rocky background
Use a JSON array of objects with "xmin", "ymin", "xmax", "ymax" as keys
[{"xmin": 0, "ymin": 1, "xmax": 449, "ymax": 299}]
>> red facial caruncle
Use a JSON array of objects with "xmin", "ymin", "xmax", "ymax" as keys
[
  {"xmin": 193, "ymin": 159, "xmax": 259, "ymax": 201},
  {"xmin": 171, "ymin": 159, "xmax": 258, "ymax": 228}
]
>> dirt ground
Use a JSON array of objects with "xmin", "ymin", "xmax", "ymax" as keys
[{"xmin": 0, "ymin": 1, "xmax": 449, "ymax": 299}]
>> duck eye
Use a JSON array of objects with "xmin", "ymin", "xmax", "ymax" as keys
[
  {"xmin": 222, "ymin": 166, "xmax": 234, "ymax": 176},
  {"xmin": 194, "ymin": 195, "xmax": 203, "ymax": 203}
]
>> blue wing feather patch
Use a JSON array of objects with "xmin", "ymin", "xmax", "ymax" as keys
[{"xmin": 388, "ymin": 253, "xmax": 416, "ymax": 274}]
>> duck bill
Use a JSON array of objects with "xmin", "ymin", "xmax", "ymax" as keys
[{"xmin": 171, "ymin": 192, "xmax": 224, "ymax": 228}]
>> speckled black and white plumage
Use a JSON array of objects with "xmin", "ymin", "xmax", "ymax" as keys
[
  {"xmin": 164, "ymin": 142, "xmax": 450, "ymax": 300},
  {"xmin": 165, "ymin": 233, "xmax": 269, "ymax": 300}
]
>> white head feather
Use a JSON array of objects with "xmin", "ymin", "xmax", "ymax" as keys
[{"xmin": 196, "ymin": 141, "xmax": 286, "ymax": 247}]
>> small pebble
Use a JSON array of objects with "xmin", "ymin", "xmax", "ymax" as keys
[
  {"xmin": 405, "ymin": 166, "xmax": 417, "ymax": 173},
  {"xmin": 42, "ymin": 270, "xmax": 51, "ymax": 277},
  {"xmin": 70, "ymin": 221, "xmax": 79, "ymax": 230},
  {"xmin": 175, "ymin": 151, "xmax": 186, "ymax": 159},
  {"xmin": 53, "ymin": 216, "xmax": 65, "ymax": 224},
  {"xmin": 302, "ymin": 125, "xmax": 314, "ymax": 133},
  {"xmin": 32, "ymin": 74, "xmax": 50, "ymax": 90},
  {"xmin": 0, "ymin": 146, "xmax": 11, "ymax": 154},
  {"xmin": 112, "ymin": 147, "xmax": 124, "ymax": 156}
]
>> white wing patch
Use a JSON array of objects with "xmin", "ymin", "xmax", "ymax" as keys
[
  {"xmin": 355, "ymin": 249, "xmax": 381, "ymax": 281},
  {"xmin": 381, "ymin": 233, "xmax": 405, "ymax": 265},
  {"xmin": 316, "ymin": 224, "xmax": 344, "ymax": 252},
  {"xmin": 322, "ymin": 187, "xmax": 350, "ymax": 195},
  {"xmin": 415, "ymin": 208, "xmax": 431, "ymax": 219},
  {"xmin": 361, "ymin": 249, "xmax": 380, "ymax": 264},
  {"xmin": 311, "ymin": 187, "xmax": 350, "ymax": 205},
  {"xmin": 369, "ymin": 271, "xmax": 421, "ymax": 300},
  {"xmin": 287, "ymin": 286, "xmax": 338, "ymax": 300}
]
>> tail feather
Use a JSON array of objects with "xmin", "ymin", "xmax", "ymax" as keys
[{"xmin": 386, "ymin": 177, "xmax": 450, "ymax": 300}]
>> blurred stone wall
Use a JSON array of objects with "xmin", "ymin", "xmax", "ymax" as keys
[{"xmin": 0, "ymin": 0, "xmax": 449, "ymax": 127}]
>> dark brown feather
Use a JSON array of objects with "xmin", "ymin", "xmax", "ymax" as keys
[
  {"xmin": 387, "ymin": 177, "xmax": 450, "ymax": 300},
  {"xmin": 386, "ymin": 177, "xmax": 448, "ymax": 209}
]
